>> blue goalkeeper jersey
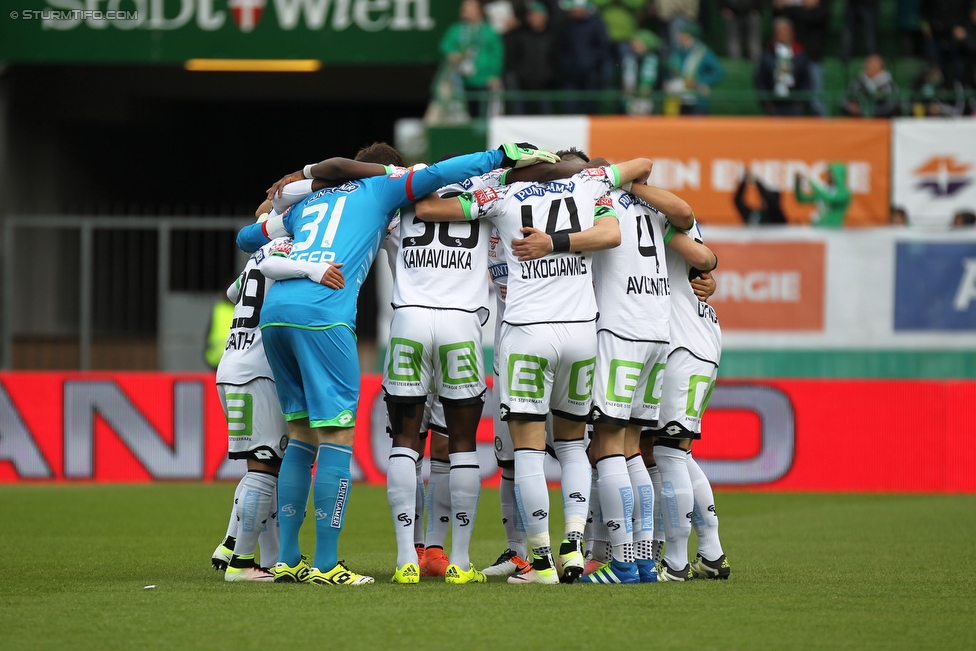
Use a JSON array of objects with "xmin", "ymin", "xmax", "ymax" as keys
[{"xmin": 236, "ymin": 149, "xmax": 505, "ymax": 331}]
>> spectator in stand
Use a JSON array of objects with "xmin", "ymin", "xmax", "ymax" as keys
[
  {"xmin": 663, "ymin": 22, "xmax": 724, "ymax": 114},
  {"xmin": 961, "ymin": 4, "xmax": 976, "ymax": 87},
  {"xmin": 508, "ymin": 2, "xmax": 562, "ymax": 114},
  {"xmin": 911, "ymin": 63, "xmax": 965, "ymax": 116},
  {"xmin": 757, "ymin": 18, "xmax": 812, "ymax": 116},
  {"xmin": 560, "ymin": 0, "xmax": 612, "ymax": 114},
  {"xmin": 720, "ymin": 0, "xmax": 763, "ymax": 64},
  {"xmin": 840, "ymin": 0, "xmax": 879, "ymax": 64},
  {"xmin": 440, "ymin": 0, "xmax": 505, "ymax": 119},
  {"xmin": 890, "ymin": 206, "xmax": 909, "ymax": 226},
  {"xmin": 624, "ymin": 29, "xmax": 663, "ymax": 115},
  {"xmin": 896, "ymin": 0, "xmax": 925, "ymax": 57},
  {"xmin": 841, "ymin": 54, "xmax": 901, "ymax": 117},
  {"xmin": 592, "ymin": 0, "xmax": 647, "ymax": 95},
  {"xmin": 795, "ymin": 163, "xmax": 851, "ymax": 227},
  {"xmin": 953, "ymin": 210, "xmax": 976, "ymax": 227},
  {"xmin": 921, "ymin": 0, "xmax": 970, "ymax": 85},
  {"xmin": 773, "ymin": 0, "xmax": 831, "ymax": 117},
  {"xmin": 734, "ymin": 172, "xmax": 788, "ymax": 225},
  {"xmin": 654, "ymin": 0, "xmax": 700, "ymax": 48}
]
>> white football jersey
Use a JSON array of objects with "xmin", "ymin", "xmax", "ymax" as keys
[
  {"xmin": 216, "ymin": 238, "xmax": 292, "ymax": 385},
  {"xmin": 469, "ymin": 166, "xmax": 620, "ymax": 326},
  {"xmin": 593, "ymin": 189, "xmax": 671, "ymax": 342},
  {"xmin": 665, "ymin": 222, "xmax": 722, "ymax": 365},
  {"xmin": 390, "ymin": 172, "xmax": 503, "ymax": 322}
]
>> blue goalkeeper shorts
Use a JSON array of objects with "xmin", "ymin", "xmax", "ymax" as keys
[{"xmin": 261, "ymin": 323, "xmax": 359, "ymax": 428}]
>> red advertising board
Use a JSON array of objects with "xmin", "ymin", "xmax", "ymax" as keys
[{"xmin": 1, "ymin": 373, "xmax": 973, "ymax": 493}]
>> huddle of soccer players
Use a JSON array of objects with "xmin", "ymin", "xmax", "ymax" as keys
[{"xmin": 211, "ymin": 140, "xmax": 729, "ymax": 586}]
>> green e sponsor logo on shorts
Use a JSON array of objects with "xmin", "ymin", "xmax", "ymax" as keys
[
  {"xmin": 225, "ymin": 393, "xmax": 253, "ymax": 437},
  {"xmin": 440, "ymin": 341, "xmax": 479, "ymax": 386},
  {"xmin": 388, "ymin": 338, "xmax": 424, "ymax": 382},
  {"xmin": 607, "ymin": 359, "xmax": 643, "ymax": 403},
  {"xmin": 508, "ymin": 354, "xmax": 548, "ymax": 398},
  {"xmin": 686, "ymin": 375, "xmax": 714, "ymax": 418},
  {"xmin": 569, "ymin": 357, "xmax": 596, "ymax": 401},
  {"xmin": 643, "ymin": 362, "xmax": 667, "ymax": 405}
]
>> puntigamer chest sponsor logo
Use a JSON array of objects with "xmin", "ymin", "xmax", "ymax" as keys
[{"xmin": 36, "ymin": 0, "xmax": 436, "ymax": 32}]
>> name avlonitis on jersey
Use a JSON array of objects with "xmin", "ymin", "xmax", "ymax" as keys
[
  {"xmin": 520, "ymin": 255, "xmax": 587, "ymax": 279},
  {"xmin": 401, "ymin": 247, "xmax": 473, "ymax": 270},
  {"xmin": 626, "ymin": 275, "xmax": 670, "ymax": 296}
]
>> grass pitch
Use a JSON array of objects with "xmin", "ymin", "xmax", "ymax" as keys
[{"xmin": 0, "ymin": 485, "xmax": 973, "ymax": 650}]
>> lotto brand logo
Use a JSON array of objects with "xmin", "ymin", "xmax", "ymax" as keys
[
  {"xmin": 397, "ymin": 512, "xmax": 412, "ymax": 527},
  {"xmin": 253, "ymin": 449, "xmax": 273, "ymax": 460},
  {"xmin": 338, "ymin": 412, "xmax": 353, "ymax": 426},
  {"xmin": 665, "ymin": 424, "xmax": 683, "ymax": 436},
  {"xmin": 473, "ymin": 187, "xmax": 498, "ymax": 206},
  {"xmin": 439, "ymin": 516, "xmax": 450, "ymax": 523}
]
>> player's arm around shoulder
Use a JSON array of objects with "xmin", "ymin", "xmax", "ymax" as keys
[
  {"xmin": 415, "ymin": 184, "xmax": 502, "ymax": 223},
  {"xmin": 666, "ymin": 230, "xmax": 717, "ymax": 272},
  {"xmin": 628, "ymin": 183, "xmax": 694, "ymax": 231},
  {"xmin": 511, "ymin": 197, "xmax": 620, "ymax": 261}
]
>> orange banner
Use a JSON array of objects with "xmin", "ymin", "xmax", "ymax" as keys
[
  {"xmin": 589, "ymin": 117, "xmax": 890, "ymax": 226},
  {"xmin": 708, "ymin": 241, "xmax": 825, "ymax": 331}
]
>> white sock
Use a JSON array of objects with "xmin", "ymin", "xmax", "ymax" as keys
[
  {"xmin": 583, "ymin": 469, "xmax": 598, "ymax": 550},
  {"xmin": 514, "ymin": 449, "xmax": 550, "ymax": 556},
  {"xmin": 627, "ymin": 455, "xmax": 655, "ymax": 561},
  {"xmin": 230, "ymin": 471, "xmax": 276, "ymax": 567},
  {"xmin": 654, "ymin": 446, "xmax": 694, "ymax": 571},
  {"xmin": 552, "ymin": 439, "xmax": 590, "ymax": 540},
  {"xmin": 413, "ymin": 456, "xmax": 425, "ymax": 548},
  {"xmin": 499, "ymin": 471, "xmax": 526, "ymax": 557},
  {"xmin": 387, "ymin": 447, "xmax": 420, "ymax": 567},
  {"xmin": 223, "ymin": 477, "xmax": 247, "ymax": 545},
  {"xmin": 257, "ymin": 482, "xmax": 279, "ymax": 566},
  {"xmin": 425, "ymin": 459, "xmax": 451, "ymax": 549},
  {"xmin": 596, "ymin": 456, "xmax": 634, "ymax": 563},
  {"xmin": 449, "ymin": 451, "xmax": 480, "ymax": 570},
  {"xmin": 648, "ymin": 463, "xmax": 666, "ymax": 562},
  {"xmin": 688, "ymin": 452, "xmax": 724, "ymax": 561}
]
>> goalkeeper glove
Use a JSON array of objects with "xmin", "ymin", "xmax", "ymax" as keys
[{"xmin": 498, "ymin": 143, "xmax": 560, "ymax": 169}]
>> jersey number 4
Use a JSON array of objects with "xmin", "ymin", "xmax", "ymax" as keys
[
  {"xmin": 521, "ymin": 197, "xmax": 582, "ymax": 235},
  {"xmin": 636, "ymin": 213, "xmax": 660, "ymax": 272}
]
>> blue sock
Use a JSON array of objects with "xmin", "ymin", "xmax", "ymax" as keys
[
  {"xmin": 313, "ymin": 443, "xmax": 353, "ymax": 571},
  {"xmin": 276, "ymin": 440, "xmax": 316, "ymax": 566}
]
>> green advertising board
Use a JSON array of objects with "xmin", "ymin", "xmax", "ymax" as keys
[{"xmin": 0, "ymin": 0, "xmax": 461, "ymax": 64}]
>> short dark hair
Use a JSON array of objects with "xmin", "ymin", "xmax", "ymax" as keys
[
  {"xmin": 555, "ymin": 147, "xmax": 589, "ymax": 164},
  {"xmin": 955, "ymin": 211, "xmax": 976, "ymax": 226},
  {"xmin": 354, "ymin": 142, "xmax": 404, "ymax": 167}
]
